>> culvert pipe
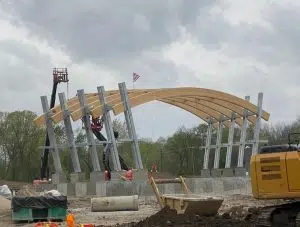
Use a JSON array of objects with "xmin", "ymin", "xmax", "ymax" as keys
[{"xmin": 91, "ymin": 195, "xmax": 139, "ymax": 212}]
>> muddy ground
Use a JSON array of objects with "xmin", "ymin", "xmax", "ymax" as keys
[{"xmin": 0, "ymin": 193, "xmax": 286, "ymax": 227}]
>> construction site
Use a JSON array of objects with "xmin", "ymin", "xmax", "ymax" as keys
[{"xmin": 1, "ymin": 68, "xmax": 300, "ymax": 227}]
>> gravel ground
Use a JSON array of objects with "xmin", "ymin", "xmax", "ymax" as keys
[{"xmin": 0, "ymin": 193, "xmax": 287, "ymax": 227}]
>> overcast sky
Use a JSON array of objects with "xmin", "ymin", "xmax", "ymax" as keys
[{"xmin": 0, "ymin": 0, "xmax": 299, "ymax": 140}]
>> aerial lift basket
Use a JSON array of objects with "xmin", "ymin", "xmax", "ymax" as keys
[{"xmin": 149, "ymin": 176, "xmax": 224, "ymax": 216}]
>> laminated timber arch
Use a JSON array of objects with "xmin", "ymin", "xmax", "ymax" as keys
[{"xmin": 34, "ymin": 87, "xmax": 270, "ymax": 128}]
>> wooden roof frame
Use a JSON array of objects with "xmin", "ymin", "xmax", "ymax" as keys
[{"xmin": 34, "ymin": 87, "xmax": 270, "ymax": 128}]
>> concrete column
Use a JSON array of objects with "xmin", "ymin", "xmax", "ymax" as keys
[
  {"xmin": 118, "ymin": 82, "xmax": 143, "ymax": 169},
  {"xmin": 252, "ymin": 92, "xmax": 263, "ymax": 155},
  {"xmin": 40, "ymin": 96, "xmax": 63, "ymax": 174},
  {"xmin": 58, "ymin": 92, "xmax": 81, "ymax": 173},
  {"xmin": 225, "ymin": 113, "xmax": 236, "ymax": 168},
  {"xmin": 77, "ymin": 89, "xmax": 101, "ymax": 172},
  {"xmin": 213, "ymin": 120, "xmax": 223, "ymax": 169},
  {"xmin": 97, "ymin": 86, "xmax": 121, "ymax": 171},
  {"xmin": 237, "ymin": 96, "xmax": 250, "ymax": 167},
  {"xmin": 203, "ymin": 120, "xmax": 212, "ymax": 169}
]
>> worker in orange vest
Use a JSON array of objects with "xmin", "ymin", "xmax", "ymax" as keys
[{"xmin": 66, "ymin": 211, "xmax": 75, "ymax": 227}]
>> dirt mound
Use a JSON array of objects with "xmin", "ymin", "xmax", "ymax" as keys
[{"xmin": 97, "ymin": 206, "xmax": 258, "ymax": 227}]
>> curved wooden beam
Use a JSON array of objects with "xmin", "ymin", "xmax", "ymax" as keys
[
  {"xmin": 161, "ymin": 97, "xmax": 245, "ymax": 126},
  {"xmin": 157, "ymin": 99, "xmax": 231, "ymax": 128},
  {"xmin": 34, "ymin": 89, "xmax": 153, "ymax": 126},
  {"xmin": 161, "ymin": 97, "xmax": 243, "ymax": 127},
  {"xmin": 188, "ymin": 96, "xmax": 257, "ymax": 124},
  {"xmin": 33, "ymin": 87, "xmax": 270, "ymax": 128},
  {"xmin": 112, "ymin": 88, "xmax": 270, "ymax": 120}
]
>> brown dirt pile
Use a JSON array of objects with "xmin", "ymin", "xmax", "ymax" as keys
[{"xmin": 97, "ymin": 206, "xmax": 259, "ymax": 227}]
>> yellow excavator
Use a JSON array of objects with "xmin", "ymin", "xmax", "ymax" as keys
[{"xmin": 250, "ymin": 132, "xmax": 300, "ymax": 226}]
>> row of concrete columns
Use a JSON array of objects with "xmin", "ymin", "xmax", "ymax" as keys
[
  {"xmin": 202, "ymin": 93, "xmax": 264, "ymax": 170},
  {"xmin": 40, "ymin": 82, "xmax": 143, "ymax": 179}
]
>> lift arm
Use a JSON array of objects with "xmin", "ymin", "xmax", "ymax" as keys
[{"xmin": 40, "ymin": 68, "xmax": 69, "ymax": 180}]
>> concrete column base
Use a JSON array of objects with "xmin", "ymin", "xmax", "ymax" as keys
[
  {"xmin": 75, "ymin": 182, "xmax": 88, "ymax": 197},
  {"xmin": 211, "ymin": 169, "xmax": 223, "ymax": 177},
  {"xmin": 70, "ymin": 172, "xmax": 86, "ymax": 183},
  {"xmin": 110, "ymin": 171, "xmax": 125, "ymax": 181},
  {"xmin": 90, "ymin": 171, "xmax": 105, "ymax": 183},
  {"xmin": 57, "ymin": 183, "xmax": 75, "ymax": 196},
  {"xmin": 133, "ymin": 169, "xmax": 148, "ymax": 181},
  {"xmin": 96, "ymin": 181, "xmax": 107, "ymax": 196},
  {"xmin": 222, "ymin": 168, "xmax": 235, "ymax": 177},
  {"xmin": 235, "ymin": 167, "xmax": 247, "ymax": 176},
  {"xmin": 200, "ymin": 169, "xmax": 211, "ymax": 177},
  {"xmin": 51, "ymin": 173, "xmax": 67, "ymax": 185},
  {"xmin": 87, "ymin": 182, "xmax": 96, "ymax": 196}
]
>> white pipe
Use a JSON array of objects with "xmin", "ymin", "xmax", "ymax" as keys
[{"xmin": 91, "ymin": 195, "xmax": 139, "ymax": 212}]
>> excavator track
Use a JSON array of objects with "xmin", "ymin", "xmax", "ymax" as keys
[{"xmin": 255, "ymin": 201, "xmax": 300, "ymax": 227}]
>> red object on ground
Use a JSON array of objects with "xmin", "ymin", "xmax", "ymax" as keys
[
  {"xmin": 33, "ymin": 179, "xmax": 49, "ymax": 185},
  {"xmin": 125, "ymin": 169, "xmax": 133, "ymax": 181},
  {"xmin": 104, "ymin": 170, "xmax": 109, "ymax": 181}
]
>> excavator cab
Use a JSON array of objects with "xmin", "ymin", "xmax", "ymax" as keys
[{"xmin": 250, "ymin": 133, "xmax": 300, "ymax": 199}]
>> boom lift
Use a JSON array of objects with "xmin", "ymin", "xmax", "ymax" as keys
[
  {"xmin": 250, "ymin": 132, "xmax": 300, "ymax": 226},
  {"xmin": 40, "ymin": 68, "xmax": 69, "ymax": 181}
]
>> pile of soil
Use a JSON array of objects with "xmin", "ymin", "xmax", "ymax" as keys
[{"xmin": 97, "ymin": 206, "xmax": 259, "ymax": 227}]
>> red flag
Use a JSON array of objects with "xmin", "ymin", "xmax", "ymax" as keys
[{"xmin": 133, "ymin": 72, "xmax": 140, "ymax": 82}]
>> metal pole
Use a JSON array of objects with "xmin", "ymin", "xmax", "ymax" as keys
[
  {"xmin": 225, "ymin": 113, "xmax": 236, "ymax": 168},
  {"xmin": 40, "ymin": 96, "xmax": 63, "ymax": 174},
  {"xmin": 252, "ymin": 92, "xmax": 263, "ymax": 155},
  {"xmin": 58, "ymin": 92, "xmax": 81, "ymax": 173},
  {"xmin": 213, "ymin": 120, "xmax": 223, "ymax": 169},
  {"xmin": 77, "ymin": 89, "xmax": 101, "ymax": 172},
  {"xmin": 97, "ymin": 86, "xmax": 121, "ymax": 171},
  {"xmin": 203, "ymin": 120, "xmax": 212, "ymax": 169},
  {"xmin": 118, "ymin": 82, "xmax": 143, "ymax": 169},
  {"xmin": 237, "ymin": 96, "xmax": 250, "ymax": 167}
]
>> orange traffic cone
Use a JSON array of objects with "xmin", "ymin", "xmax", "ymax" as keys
[{"xmin": 66, "ymin": 212, "xmax": 75, "ymax": 227}]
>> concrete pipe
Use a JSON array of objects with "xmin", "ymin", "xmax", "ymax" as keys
[{"xmin": 91, "ymin": 195, "xmax": 139, "ymax": 212}]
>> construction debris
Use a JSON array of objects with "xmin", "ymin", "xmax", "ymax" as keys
[
  {"xmin": 15, "ymin": 184, "xmax": 39, "ymax": 197},
  {"xmin": 0, "ymin": 185, "xmax": 12, "ymax": 200}
]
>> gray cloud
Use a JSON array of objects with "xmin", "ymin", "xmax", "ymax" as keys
[
  {"xmin": 1, "ymin": 0, "xmax": 216, "ymax": 66},
  {"xmin": 0, "ymin": 1, "xmax": 299, "ymax": 139}
]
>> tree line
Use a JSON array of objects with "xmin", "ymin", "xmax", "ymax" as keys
[{"xmin": 0, "ymin": 110, "xmax": 299, "ymax": 182}]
